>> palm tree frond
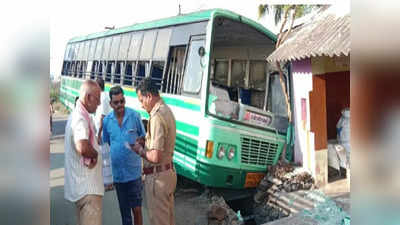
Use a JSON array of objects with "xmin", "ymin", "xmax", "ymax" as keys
[
  {"xmin": 258, "ymin": 4, "xmax": 268, "ymax": 19},
  {"xmin": 274, "ymin": 6, "xmax": 282, "ymax": 25},
  {"xmin": 294, "ymin": 6, "xmax": 302, "ymax": 18}
]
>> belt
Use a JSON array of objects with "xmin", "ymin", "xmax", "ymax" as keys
[{"xmin": 143, "ymin": 162, "xmax": 174, "ymax": 175}]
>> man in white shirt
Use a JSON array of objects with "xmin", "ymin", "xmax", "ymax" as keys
[
  {"xmin": 94, "ymin": 77, "xmax": 112, "ymax": 144},
  {"xmin": 64, "ymin": 80, "xmax": 104, "ymax": 225},
  {"xmin": 94, "ymin": 77, "xmax": 113, "ymax": 191}
]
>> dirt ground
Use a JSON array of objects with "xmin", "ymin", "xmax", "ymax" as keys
[{"xmin": 174, "ymin": 178, "xmax": 210, "ymax": 225}]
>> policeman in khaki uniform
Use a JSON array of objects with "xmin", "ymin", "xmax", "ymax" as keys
[{"xmin": 132, "ymin": 77, "xmax": 177, "ymax": 225}]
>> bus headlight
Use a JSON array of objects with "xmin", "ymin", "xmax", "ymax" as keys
[
  {"xmin": 227, "ymin": 147, "xmax": 235, "ymax": 160},
  {"xmin": 217, "ymin": 145, "xmax": 225, "ymax": 159}
]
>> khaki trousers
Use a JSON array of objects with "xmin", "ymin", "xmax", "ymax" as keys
[
  {"xmin": 75, "ymin": 195, "xmax": 102, "ymax": 225},
  {"xmin": 144, "ymin": 169, "xmax": 177, "ymax": 225}
]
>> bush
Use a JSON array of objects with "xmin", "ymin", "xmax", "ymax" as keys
[
  {"xmin": 50, "ymin": 81, "xmax": 60, "ymax": 103},
  {"xmin": 50, "ymin": 81, "xmax": 69, "ymax": 115},
  {"xmin": 53, "ymin": 101, "xmax": 69, "ymax": 115}
]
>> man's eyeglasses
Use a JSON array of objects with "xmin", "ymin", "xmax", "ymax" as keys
[{"xmin": 112, "ymin": 98, "xmax": 125, "ymax": 105}]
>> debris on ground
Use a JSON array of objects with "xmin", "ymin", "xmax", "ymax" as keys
[
  {"xmin": 253, "ymin": 162, "xmax": 316, "ymax": 224},
  {"xmin": 252, "ymin": 162, "xmax": 350, "ymax": 225},
  {"xmin": 194, "ymin": 193, "xmax": 244, "ymax": 225},
  {"xmin": 264, "ymin": 190, "xmax": 350, "ymax": 225},
  {"xmin": 207, "ymin": 195, "xmax": 244, "ymax": 225},
  {"xmin": 301, "ymin": 191, "xmax": 350, "ymax": 225}
]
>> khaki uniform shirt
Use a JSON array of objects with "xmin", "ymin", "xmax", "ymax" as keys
[{"xmin": 144, "ymin": 99, "xmax": 176, "ymax": 168}]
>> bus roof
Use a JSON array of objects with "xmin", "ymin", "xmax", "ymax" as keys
[{"xmin": 68, "ymin": 8, "xmax": 276, "ymax": 43}]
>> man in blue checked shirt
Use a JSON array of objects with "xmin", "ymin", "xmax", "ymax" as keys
[{"xmin": 102, "ymin": 86, "xmax": 145, "ymax": 225}]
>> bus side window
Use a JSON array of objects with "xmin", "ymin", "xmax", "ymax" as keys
[
  {"xmin": 69, "ymin": 61, "xmax": 74, "ymax": 76},
  {"xmin": 62, "ymin": 61, "xmax": 69, "ymax": 76},
  {"xmin": 182, "ymin": 36, "xmax": 205, "ymax": 95},
  {"xmin": 164, "ymin": 47, "xmax": 186, "ymax": 94},
  {"xmin": 90, "ymin": 61, "xmax": 98, "ymax": 80},
  {"xmin": 72, "ymin": 61, "xmax": 76, "ymax": 77},
  {"xmin": 78, "ymin": 61, "xmax": 82, "ymax": 78},
  {"xmin": 135, "ymin": 61, "xmax": 149, "ymax": 86},
  {"xmin": 123, "ymin": 61, "xmax": 135, "ymax": 86},
  {"xmin": 86, "ymin": 61, "xmax": 92, "ymax": 80},
  {"xmin": 150, "ymin": 61, "xmax": 164, "ymax": 91},
  {"xmin": 97, "ymin": 61, "xmax": 104, "ymax": 79},
  {"xmin": 74, "ymin": 61, "xmax": 79, "ymax": 77},
  {"xmin": 105, "ymin": 61, "xmax": 114, "ymax": 83},
  {"xmin": 80, "ymin": 61, "xmax": 87, "ymax": 79},
  {"xmin": 113, "ymin": 61, "xmax": 124, "ymax": 85},
  {"xmin": 79, "ymin": 61, "xmax": 83, "ymax": 78},
  {"xmin": 75, "ymin": 61, "xmax": 80, "ymax": 77}
]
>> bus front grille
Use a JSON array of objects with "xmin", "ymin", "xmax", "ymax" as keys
[{"xmin": 240, "ymin": 135, "xmax": 279, "ymax": 166}]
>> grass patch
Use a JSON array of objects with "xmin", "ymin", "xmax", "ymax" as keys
[
  {"xmin": 50, "ymin": 81, "xmax": 69, "ymax": 116},
  {"xmin": 53, "ymin": 101, "xmax": 69, "ymax": 115}
]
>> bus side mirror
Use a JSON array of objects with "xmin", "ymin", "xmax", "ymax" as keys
[{"xmin": 198, "ymin": 46, "xmax": 205, "ymax": 57}]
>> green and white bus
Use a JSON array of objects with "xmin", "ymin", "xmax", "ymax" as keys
[{"xmin": 60, "ymin": 9, "xmax": 293, "ymax": 189}]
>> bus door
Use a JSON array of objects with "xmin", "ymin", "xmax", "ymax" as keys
[{"xmin": 181, "ymin": 35, "xmax": 206, "ymax": 180}]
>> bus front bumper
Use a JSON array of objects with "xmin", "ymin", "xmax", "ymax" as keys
[{"xmin": 196, "ymin": 161, "xmax": 266, "ymax": 189}]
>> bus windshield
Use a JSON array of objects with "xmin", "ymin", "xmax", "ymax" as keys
[{"xmin": 207, "ymin": 17, "xmax": 290, "ymax": 133}]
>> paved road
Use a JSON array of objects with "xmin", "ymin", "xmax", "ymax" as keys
[
  {"xmin": 51, "ymin": 115, "xmax": 68, "ymax": 138},
  {"xmin": 50, "ymin": 116, "xmax": 207, "ymax": 225}
]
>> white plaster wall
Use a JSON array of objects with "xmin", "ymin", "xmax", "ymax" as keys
[{"xmin": 292, "ymin": 71, "xmax": 316, "ymax": 176}]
